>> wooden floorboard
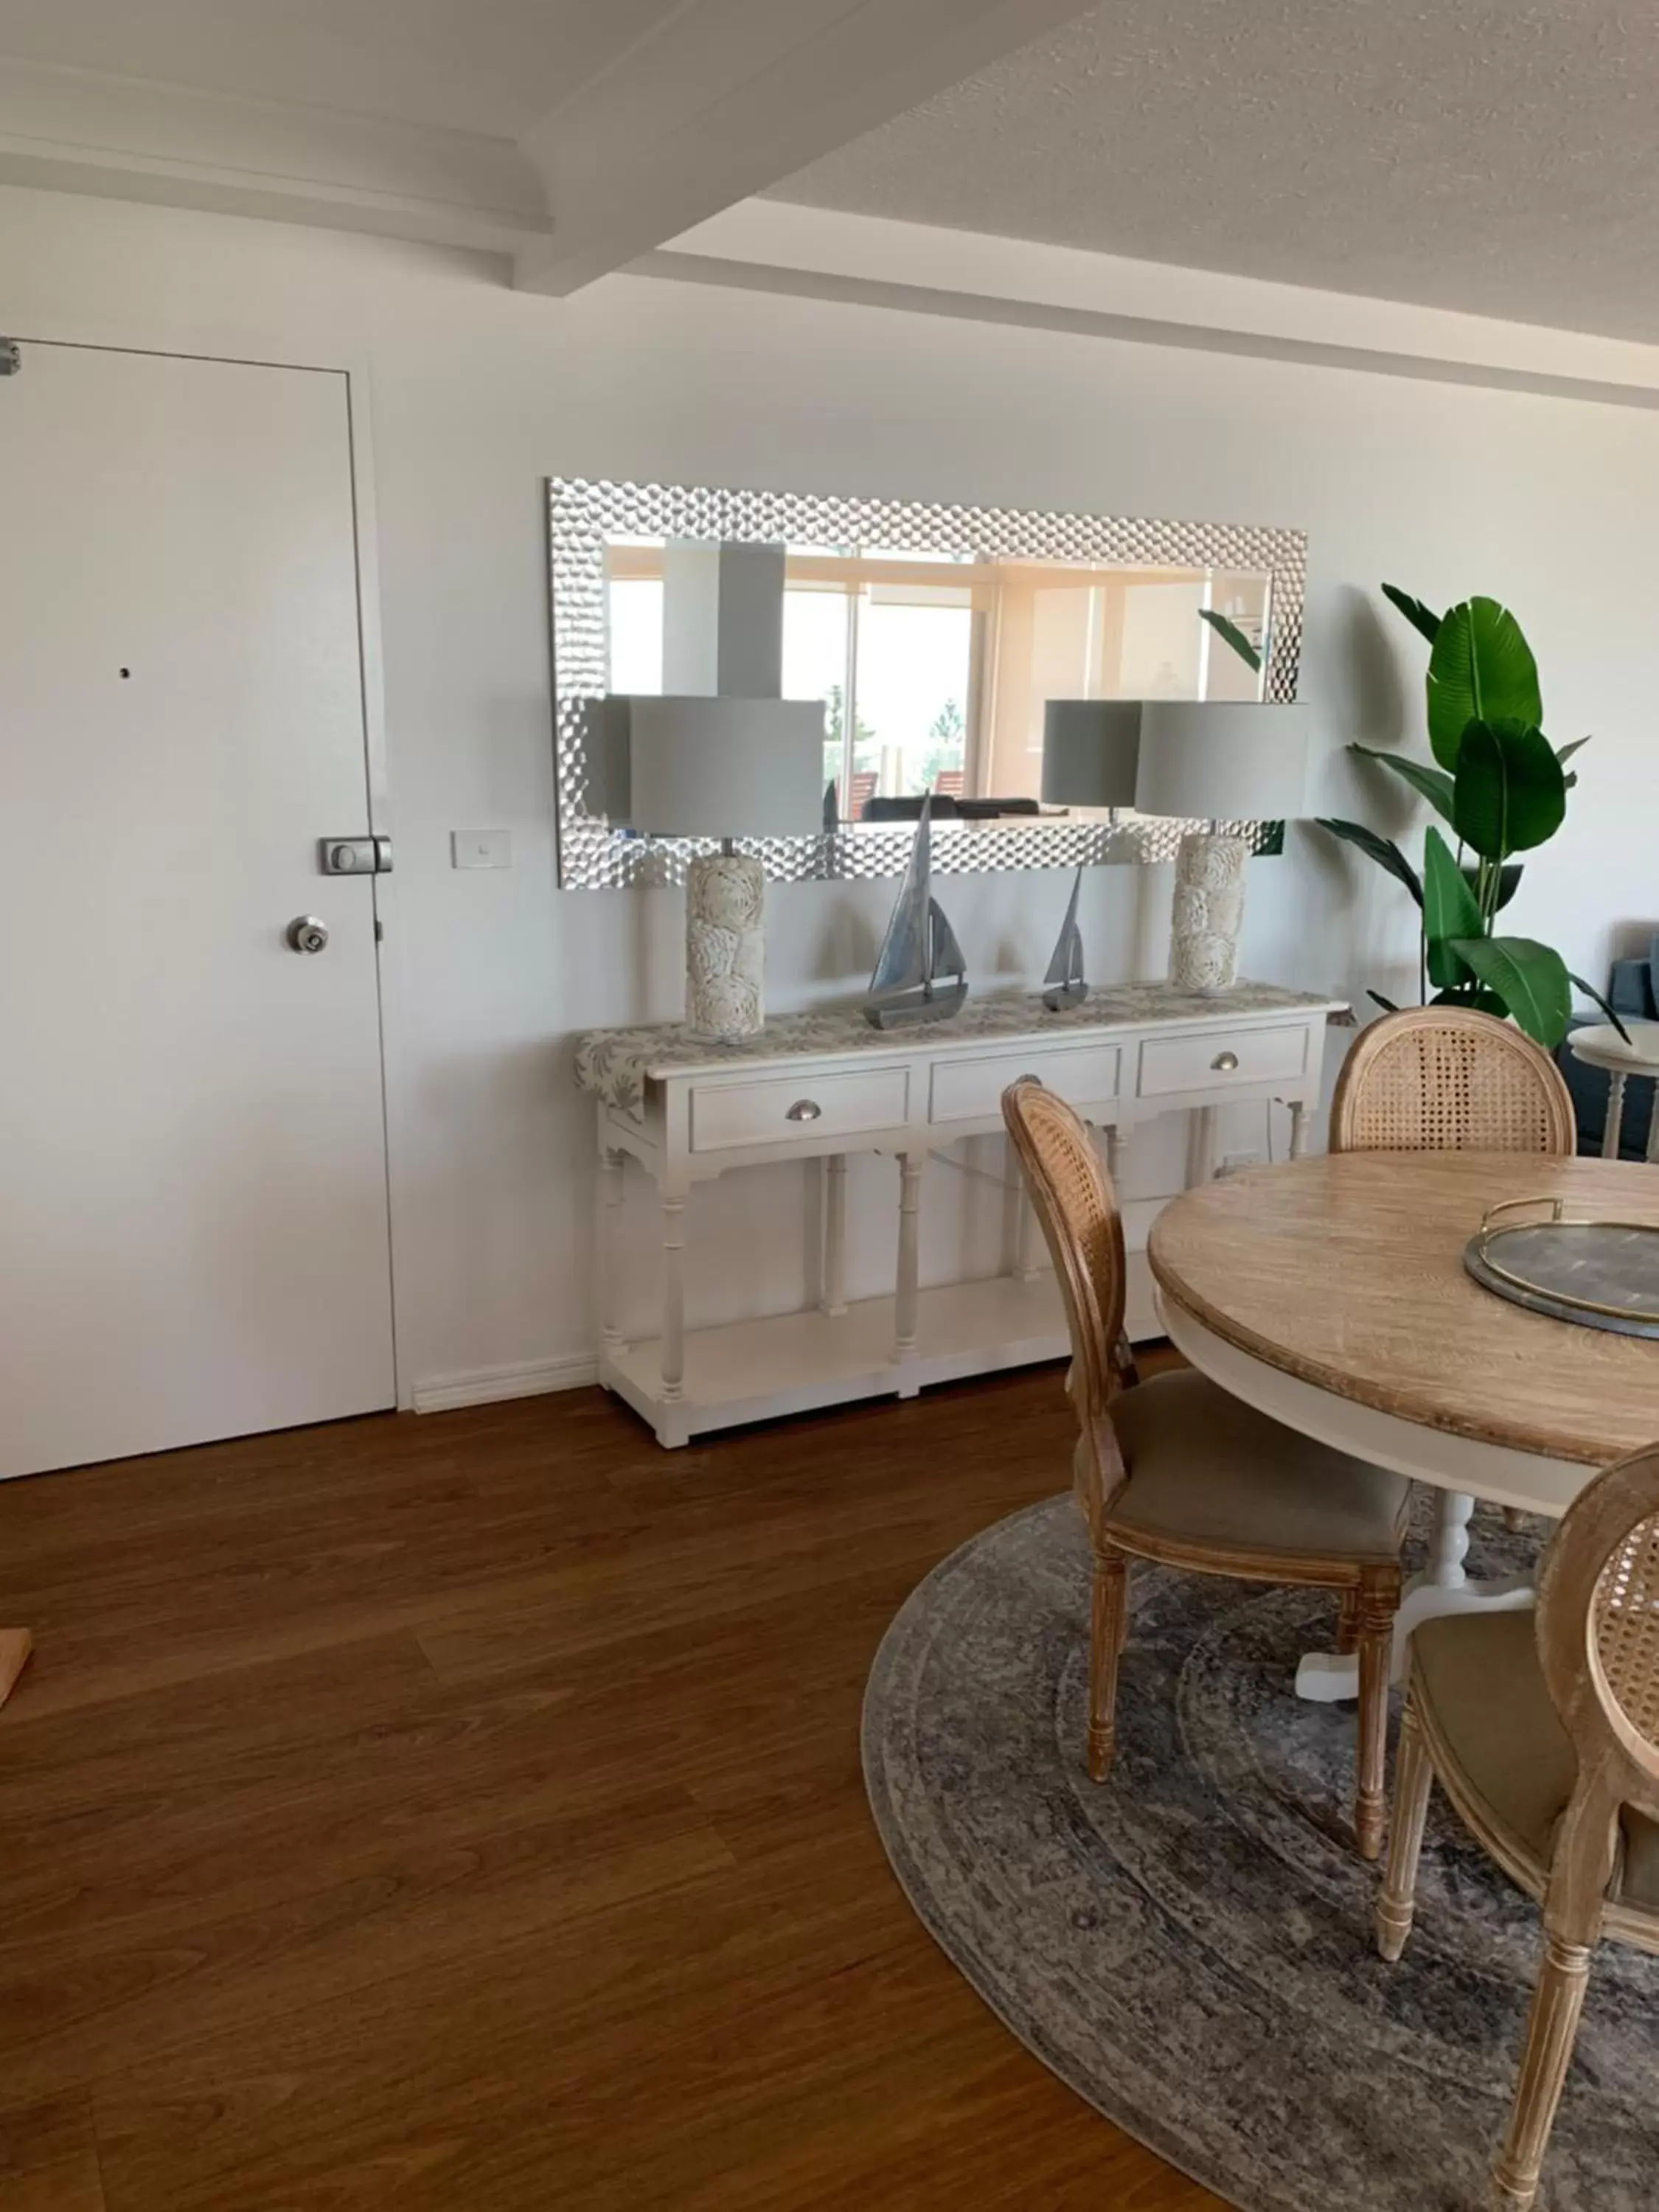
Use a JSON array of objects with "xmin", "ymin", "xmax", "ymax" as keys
[{"xmin": 0, "ymin": 1364, "xmax": 1219, "ymax": 2209}]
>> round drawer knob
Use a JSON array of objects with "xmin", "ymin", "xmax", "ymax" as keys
[
  {"xmin": 785, "ymin": 1099, "xmax": 823, "ymax": 1122},
  {"xmin": 1211, "ymin": 1051, "xmax": 1240, "ymax": 1073}
]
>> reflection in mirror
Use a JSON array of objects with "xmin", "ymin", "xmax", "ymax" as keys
[{"xmin": 603, "ymin": 538, "xmax": 1271, "ymax": 824}]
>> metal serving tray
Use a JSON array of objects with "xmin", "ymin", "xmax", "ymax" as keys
[{"xmin": 1464, "ymin": 1197, "xmax": 1659, "ymax": 1340}]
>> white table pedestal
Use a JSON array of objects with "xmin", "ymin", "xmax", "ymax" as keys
[{"xmin": 1294, "ymin": 1488, "xmax": 1537, "ymax": 1703}]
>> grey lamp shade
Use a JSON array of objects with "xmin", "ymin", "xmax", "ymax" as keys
[
  {"xmin": 625, "ymin": 695, "xmax": 827, "ymax": 838},
  {"xmin": 1135, "ymin": 701, "xmax": 1309, "ymax": 820},
  {"xmin": 1040, "ymin": 700, "xmax": 1143, "ymax": 807}
]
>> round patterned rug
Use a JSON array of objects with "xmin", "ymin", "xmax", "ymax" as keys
[{"xmin": 862, "ymin": 1495, "xmax": 1659, "ymax": 2212}]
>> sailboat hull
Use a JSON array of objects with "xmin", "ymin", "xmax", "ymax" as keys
[{"xmin": 863, "ymin": 979, "xmax": 970, "ymax": 1030}]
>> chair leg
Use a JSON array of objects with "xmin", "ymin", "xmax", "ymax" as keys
[
  {"xmin": 1337, "ymin": 1587, "xmax": 1360, "ymax": 1655},
  {"xmin": 1489, "ymin": 1932, "xmax": 1595, "ymax": 2209},
  {"xmin": 1352, "ymin": 1576, "xmax": 1397, "ymax": 1861},
  {"xmin": 1377, "ymin": 1691, "xmax": 1433, "ymax": 1960},
  {"xmin": 1501, "ymin": 1506, "xmax": 1528, "ymax": 1535},
  {"xmin": 1087, "ymin": 1542, "xmax": 1128, "ymax": 1783}
]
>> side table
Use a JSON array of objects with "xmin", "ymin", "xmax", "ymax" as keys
[{"xmin": 1568, "ymin": 1021, "xmax": 1659, "ymax": 1161}]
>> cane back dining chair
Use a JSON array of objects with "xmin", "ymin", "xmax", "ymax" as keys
[
  {"xmin": 1376, "ymin": 1443, "xmax": 1659, "ymax": 2208},
  {"xmin": 1331, "ymin": 1004, "xmax": 1576, "ymax": 1534},
  {"xmin": 1002, "ymin": 1078, "xmax": 1413, "ymax": 1858},
  {"xmin": 1329, "ymin": 1004, "xmax": 1575, "ymax": 1158}
]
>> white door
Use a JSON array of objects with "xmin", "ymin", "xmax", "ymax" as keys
[{"xmin": 0, "ymin": 343, "xmax": 396, "ymax": 1477}]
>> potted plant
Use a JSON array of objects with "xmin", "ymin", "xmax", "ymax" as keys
[{"xmin": 1310, "ymin": 589, "xmax": 1624, "ymax": 1046}]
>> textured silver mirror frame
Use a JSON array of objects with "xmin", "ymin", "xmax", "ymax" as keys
[{"xmin": 549, "ymin": 478, "xmax": 1304, "ymax": 889}]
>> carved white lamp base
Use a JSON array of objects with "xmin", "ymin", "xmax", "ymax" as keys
[
  {"xmin": 686, "ymin": 849, "xmax": 767, "ymax": 1040},
  {"xmin": 1169, "ymin": 830, "xmax": 1247, "ymax": 993}
]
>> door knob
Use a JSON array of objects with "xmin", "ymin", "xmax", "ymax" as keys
[{"xmin": 286, "ymin": 916, "xmax": 330, "ymax": 954}]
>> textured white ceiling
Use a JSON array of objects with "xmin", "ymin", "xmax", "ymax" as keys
[
  {"xmin": 771, "ymin": 0, "xmax": 1659, "ymax": 343},
  {"xmin": 0, "ymin": 0, "xmax": 681, "ymax": 138}
]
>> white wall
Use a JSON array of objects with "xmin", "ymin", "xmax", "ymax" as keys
[{"xmin": 3, "ymin": 184, "xmax": 1655, "ymax": 1398}]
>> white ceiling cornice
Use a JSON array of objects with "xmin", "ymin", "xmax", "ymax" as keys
[{"xmin": 0, "ymin": 58, "xmax": 550, "ymax": 253}]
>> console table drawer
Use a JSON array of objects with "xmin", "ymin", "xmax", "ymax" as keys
[
  {"xmin": 689, "ymin": 1067, "xmax": 910, "ymax": 1152},
  {"xmin": 1137, "ymin": 1023, "xmax": 1309, "ymax": 1098},
  {"xmin": 930, "ymin": 1043, "xmax": 1121, "ymax": 1124}
]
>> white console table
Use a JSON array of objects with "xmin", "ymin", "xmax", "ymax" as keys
[{"xmin": 575, "ymin": 982, "xmax": 1349, "ymax": 1448}]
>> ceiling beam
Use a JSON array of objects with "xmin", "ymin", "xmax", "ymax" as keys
[
  {"xmin": 512, "ymin": 0, "xmax": 1097, "ymax": 297},
  {"xmin": 634, "ymin": 201, "xmax": 1659, "ymax": 411},
  {"xmin": 0, "ymin": 58, "xmax": 552, "ymax": 257}
]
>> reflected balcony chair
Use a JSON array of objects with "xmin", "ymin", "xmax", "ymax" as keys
[
  {"xmin": 1376, "ymin": 1442, "xmax": 1659, "ymax": 2209},
  {"xmin": 1330, "ymin": 1005, "xmax": 1575, "ymax": 1159},
  {"xmin": 1002, "ymin": 1078, "xmax": 1412, "ymax": 1858}
]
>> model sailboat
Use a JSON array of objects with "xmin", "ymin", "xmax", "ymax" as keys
[
  {"xmin": 861, "ymin": 797, "xmax": 969, "ymax": 1029},
  {"xmin": 1042, "ymin": 866, "xmax": 1088, "ymax": 1010}
]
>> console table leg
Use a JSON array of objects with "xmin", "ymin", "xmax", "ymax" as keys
[
  {"xmin": 1013, "ymin": 1180, "xmax": 1041, "ymax": 1282},
  {"xmin": 599, "ymin": 1147, "xmax": 625, "ymax": 1361},
  {"xmin": 660, "ymin": 1193, "xmax": 686, "ymax": 1407},
  {"xmin": 1187, "ymin": 1106, "xmax": 1219, "ymax": 1185},
  {"xmin": 1604, "ymin": 1070, "xmax": 1628, "ymax": 1160},
  {"xmin": 820, "ymin": 1155, "xmax": 848, "ymax": 1316},
  {"xmin": 1289, "ymin": 1100, "xmax": 1311, "ymax": 1160},
  {"xmin": 893, "ymin": 1153, "xmax": 922, "ymax": 1370},
  {"xmin": 1105, "ymin": 1125, "xmax": 1124, "ymax": 1183}
]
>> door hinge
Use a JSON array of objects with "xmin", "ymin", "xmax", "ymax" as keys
[{"xmin": 0, "ymin": 341, "xmax": 19, "ymax": 378}]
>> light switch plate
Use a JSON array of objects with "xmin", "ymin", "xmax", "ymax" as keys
[{"xmin": 451, "ymin": 829, "xmax": 511, "ymax": 870}]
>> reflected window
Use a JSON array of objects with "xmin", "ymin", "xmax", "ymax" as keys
[{"xmin": 601, "ymin": 538, "xmax": 1270, "ymax": 819}]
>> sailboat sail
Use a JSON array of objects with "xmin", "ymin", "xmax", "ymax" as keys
[
  {"xmin": 1042, "ymin": 867, "xmax": 1087, "ymax": 1009},
  {"xmin": 861, "ymin": 797, "xmax": 970, "ymax": 1028}
]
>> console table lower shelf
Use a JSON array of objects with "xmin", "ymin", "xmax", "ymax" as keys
[{"xmin": 601, "ymin": 1270, "xmax": 1088, "ymax": 1448}]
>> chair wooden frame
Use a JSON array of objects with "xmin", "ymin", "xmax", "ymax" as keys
[
  {"xmin": 1377, "ymin": 1444, "xmax": 1659, "ymax": 2209},
  {"xmin": 1002, "ymin": 1077, "xmax": 1404, "ymax": 1858},
  {"xmin": 1329, "ymin": 1005, "xmax": 1575, "ymax": 1160}
]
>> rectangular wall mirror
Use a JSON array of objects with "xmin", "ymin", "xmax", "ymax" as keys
[{"xmin": 550, "ymin": 480, "xmax": 1306, "ymax": 889}]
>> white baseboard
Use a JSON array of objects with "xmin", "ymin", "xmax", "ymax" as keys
[{"xmin": 411, "ymin": 1353, "xmax": 599, "ymax": 1415}]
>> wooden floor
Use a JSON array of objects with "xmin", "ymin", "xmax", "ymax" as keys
[{"xmin": 0, "ymin": 1364, "xmax": 1219, "ymax": 2212}]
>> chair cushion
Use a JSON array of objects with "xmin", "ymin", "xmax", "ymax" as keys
[
  {"xmin": 1100, "ymin": 1368, "xmax": 1411, "ymax": 1565},
  {"xmin": 1412, "ymin": 1607, "xmax": 1659, "ymax": 1910}
]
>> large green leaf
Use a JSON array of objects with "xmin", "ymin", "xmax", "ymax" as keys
[
  {"xmin": 1448, "ymin": 936, "xmax": 1573, "ymax": 1046},
  {"xmin": 1568, "ymin": 972, "xmax": 1632, "ymax": 1047},
  {"xmin": 1427, "ymin": 598, "xmax": 1542, "ymax": 771},
  {"xmin": 1556, "ymin": 734, "xmax": 1590, "ymax": 792},
  {"xmin": 1422, "ymin": 827, "xmax": 1483, "ymax": 988},
  {"xmin": 1452, "ymin": 717, "xmax": 1567, "ymax": 859},
  {"xmin": 1197, "ymin": 608, "xmax": 1262, "ymax": 672},
  {"xmin": 1349, "ymin": 744, "xmax": 1455, "ymax": 823},
  {"xmin": 1382, "ymin": 584, "xmax": 1442, "ymax": 645},
  {"xmin": 1430, "ymin": 987, "xmax": 1509, "ymax": 1015},
  {"xmin": 1315, "ymin": 818, "xmax": 1422, "ymax": 906}
]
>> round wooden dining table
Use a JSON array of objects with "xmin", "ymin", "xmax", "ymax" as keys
[{"xmin": 1148, "ymin": 1150, "xmax": 1659, "ymax": 1699}]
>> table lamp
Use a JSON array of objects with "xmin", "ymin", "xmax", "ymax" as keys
[
  {"xmin": 1135, "ymin": 701, "xmax": 1308, "ymax": 992},
  {"xmin": 625, "ymin": 694, "xmax": 826, "ymax": 1040},
  {"xmin": 1040, "ymin": 700, "xmax": 1143, "ymax": 810}
]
